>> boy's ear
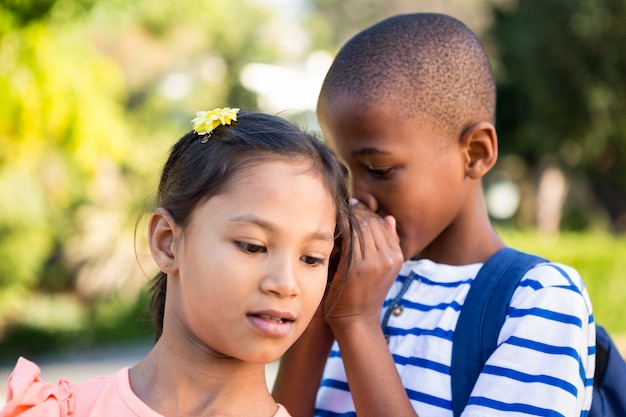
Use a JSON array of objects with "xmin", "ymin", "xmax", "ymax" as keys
[
  {"xmin": 148, "ymin": 207, "xmax": 180, "ymax": 274},
  {"xmin": 461, "ymin": 121, "xmax": 498, "ymax": 179}
]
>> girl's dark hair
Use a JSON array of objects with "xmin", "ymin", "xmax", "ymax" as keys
[{"xmin": 149, "ymin": 110, "xmax": 354, "ymax": 340}]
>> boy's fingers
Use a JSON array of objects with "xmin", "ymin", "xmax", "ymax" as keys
[
  {"xmin": 352, "ymin": 214, "xmax": 368, "ymax": 262},
  {"xmin": 363, "ymin": 212, "xmax": 399, "ymax": 252},
  {"xmin": 354, "ymin": 209, "xmax": 383, "ymax": 255},
  {"xmin": 383, "ymin": 215, "xmax": 400, "ymax": 244},
  {"xmin": 351, "ymin": 205, "xmax": 400, "ymax": 251},
  {"xmin": 350, "ymin": 200, "xmax": 396, "ymax": 231},
  {"xmin": 367, "ymin": 215, "xmax": 391, "ymax": 252}
]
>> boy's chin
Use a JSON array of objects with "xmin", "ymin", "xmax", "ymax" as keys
[{"xmin": 400, "ymin": 245, "xmax": 415, "ymax": 261}]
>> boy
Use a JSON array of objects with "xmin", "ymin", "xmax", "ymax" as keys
[{"xmin": 273, "ymin": 13, "xmax": 595, "ymax": 417}]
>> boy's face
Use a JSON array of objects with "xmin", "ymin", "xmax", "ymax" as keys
[{"xmin": 318, "ymin": 94, "xmax": 470, "ymax": 261}]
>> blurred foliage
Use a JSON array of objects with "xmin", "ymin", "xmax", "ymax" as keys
[
  {"xmin": 307, "ymin": 0, "xmax": 626, "ymax": 234},
  {"xmin": 0, "ymin": 0, "xmax": 291, "ymax": 352},
  {"xmin": 490, "ymin": 0, "xmax": 626, "ymax": 232},
  {"xmin": 306, "ymin": 0, "xmax": 493, "ymax": 51},
  {"xmin": 0, "ymin": 0, "xmax": 132, "ymax": 329},
  {"xmin": 1, "ymin": 0, "xmax": 625, "ymax": 357}
]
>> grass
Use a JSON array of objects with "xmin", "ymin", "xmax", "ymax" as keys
[
  {"xmin": 0, "ymin": 229, "xmax": 624, "ymax": 359},
  {"xmin": 0, "ymin": 291, "xmax": 154, "ymax": 363}
]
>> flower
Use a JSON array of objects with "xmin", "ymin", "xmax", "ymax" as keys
[{"xmin": 191, "ymin": 107, "xmax": 240, "ymax": 136}]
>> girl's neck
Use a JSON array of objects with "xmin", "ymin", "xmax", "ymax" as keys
[{"xmin": 129, "ymin": 339, "xmax": 278, "ymax": 417}]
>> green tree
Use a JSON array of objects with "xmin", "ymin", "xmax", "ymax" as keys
[
  {"xmin": 0, "ymin": 0, "xmax": 286, "ymax": 355},
  {"xmin": 490, "ymin": 0, "xmax": 626, "ymax": 232},
  {"xmin": 0, "ymin": 0, "xmax": 131, "ymax": 330},
  {"xmin": 306, "ymin": 0, "xmax": 491, "ymax": 51}
]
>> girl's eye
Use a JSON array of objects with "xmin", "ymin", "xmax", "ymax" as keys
[
  {"xmin": 367, "ymin": 166, "xmax": 392, "ymax": 178},
  {"xmin": 238, "ymin": 242, "xmax": 266, "ymax": 254},
  {"xmin": 300, "ymin": 255, "xmax": 326, "ymax": 267}
]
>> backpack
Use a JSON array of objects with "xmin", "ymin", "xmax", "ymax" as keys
[{"xmin": 450, "ymin": 247, "xmax": 626, "ymax": 417}]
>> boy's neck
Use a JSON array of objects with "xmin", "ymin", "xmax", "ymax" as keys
[{"xmin": 417, "ymin": 190, "xmax": 503, "ymax": 265}]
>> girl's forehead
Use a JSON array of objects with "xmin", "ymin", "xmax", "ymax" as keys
[
  {"xmin": 237, "ymin": 156, "xmax": 318, "ymax": 177},
  {"xmin": 223, "ymin": 157, "xmax": 328, "ymax": 193},
  {"xmin": 192, "ymin": 159, "xmax": 337, "ymax": 225}
]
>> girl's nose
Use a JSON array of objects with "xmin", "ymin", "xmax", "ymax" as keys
[{"xmin": 260, "ymin": 256, "xmax": 300, "ymax": 298}]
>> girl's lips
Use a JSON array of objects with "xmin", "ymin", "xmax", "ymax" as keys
[{"xmin": 247, "ymin": 310, "xmax": 295, "ymax": 338}]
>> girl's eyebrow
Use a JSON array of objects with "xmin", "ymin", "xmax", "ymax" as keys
[
  {"xmin": 228, "ymin": 215, "xmax": 274, "ymax": 231},
  {"xmin": 228, "ymin": 215, "xmax": 334, "ymax": 242}
]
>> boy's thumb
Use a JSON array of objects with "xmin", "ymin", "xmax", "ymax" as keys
[{"xmin": 384, "ymin": 215, "xmax": 399, "ymax": 240}]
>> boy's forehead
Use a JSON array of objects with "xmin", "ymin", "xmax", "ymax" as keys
[
  {"xmin": 321, "ymin": 90, "xmax": 395, "ymax": 111},
  {"xmin": 320, "ymin": 90, "xmax": 437, "ymax": 128},
  {"xmin": 319, "ymin": 103, "xmax": 453, "ymax": 163},
  {"xmin": 320, "ymin": 94, "xmax": 435, "ymax": 134},
  {"xmin": 321, "ymin": 94, "xmax": 398, "ymax": 128}
]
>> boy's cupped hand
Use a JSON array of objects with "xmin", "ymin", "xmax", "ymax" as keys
[{"xmin": 324, "ymin": 199, "xmax": 403, "ymax": 330}]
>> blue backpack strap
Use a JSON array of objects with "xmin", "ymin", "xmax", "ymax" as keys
[
  {"xmin": 451, "ymin": 247, "xmax": 546, "ymax": 417},
  {"xmin": 590, "ymin": 325, "xmax": 626, "ymax": 417}
]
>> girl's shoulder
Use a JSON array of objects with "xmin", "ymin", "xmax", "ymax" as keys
[
  {"xmin": 0, "ymin": 357, "xmax": 124, "ymax": 417},
  {"xmin": 1, "ymin": 357, "xmax": 75, "ymax": 417}
]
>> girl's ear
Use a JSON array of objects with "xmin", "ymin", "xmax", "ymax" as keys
[
  {"xmin": 148, "ymin": 207, "xmax": 180, "ymax": 274},
  {"xmin": 461, "ymin": 121, "xmax": 498, "ymax": 179}
]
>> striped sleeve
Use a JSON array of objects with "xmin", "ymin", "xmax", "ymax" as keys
[{"xmin": 464, "ymin": 262, "xmax": 595, "ymax": 417}]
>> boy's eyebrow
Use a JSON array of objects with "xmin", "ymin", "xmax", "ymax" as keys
[
  {"xmin": 352, "ymin": 147, "xmax": 391, "ymax": 156},
  {"xmin": 228, "ymin": 215, "xmax": 334, "ymax": 242}
]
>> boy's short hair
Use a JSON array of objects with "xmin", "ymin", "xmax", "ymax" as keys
[{"xmin": 318, "ymin": 13, "xmax": 496, "ymax": 137}]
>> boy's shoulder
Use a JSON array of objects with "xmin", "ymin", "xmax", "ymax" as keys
[
  {"xmin": 520, "ymin": 258, "xmax": 586, "ymax": 292},
  {"xmin": 399, "ymin": 251, "xmax": 588, "ymax": 301},
  {"xmin": 494, "ymin": 250, "xmax": 593, "ymax": 317}
]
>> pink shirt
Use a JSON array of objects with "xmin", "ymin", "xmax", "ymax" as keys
[{"xmin": 1, "ymin": 357, "xmax": 291, "ymax": 417}]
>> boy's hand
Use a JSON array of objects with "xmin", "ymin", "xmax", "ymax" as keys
[{"xmin": 324, "ymin": 200, "xmax": 403, "ymax": 329}]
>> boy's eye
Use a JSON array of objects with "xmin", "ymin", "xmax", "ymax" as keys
[
  {"xmin": 300, "ymin": 255, "xmax": 326, "ymax": 267},
  {"xmin": 238, "ymin": 242, "xmax": 266, "ymax": 254},
  {"xmin": 367, "ymin": 166, "xmax": 392, "ymax": 178}
]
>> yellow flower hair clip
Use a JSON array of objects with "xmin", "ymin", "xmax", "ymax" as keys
[{"xmin": 191, "ymin": 107, "xmax": 240, "ymax": 142}]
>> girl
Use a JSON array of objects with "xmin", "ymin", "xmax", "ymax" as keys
[{"xmin": 1, "ymin": 108, "xmax": 354, "ymax": 417}]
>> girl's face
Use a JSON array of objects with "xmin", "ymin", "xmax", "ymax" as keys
[{"xmin": 168, "ymin": 158, "xmax": 336, "ymax": 363}]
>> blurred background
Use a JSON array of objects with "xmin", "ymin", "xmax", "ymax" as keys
[{"xmin": 0, "ymin": 0, "xmax": 625, "ymax": 365}]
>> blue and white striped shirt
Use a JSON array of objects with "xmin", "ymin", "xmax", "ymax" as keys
[{"xmin": 315, "ymin": 258, "xmax": 595, "ymax": 417}]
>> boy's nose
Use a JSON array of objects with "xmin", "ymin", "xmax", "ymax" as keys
[
  {"xmin": 351, "ymin": 181, "xmax": 379, "ymax": 212},
  {"xmin": 260, "ymin": 257, "xmax": 300, "ymax": 298}
]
